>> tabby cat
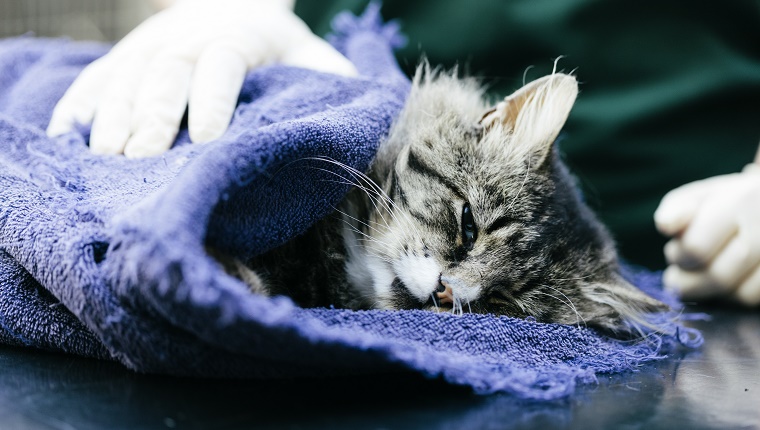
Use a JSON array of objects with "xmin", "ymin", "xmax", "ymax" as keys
[{"xmin": 220, "ymin": 67, "xmax": 668, "ymax": 337}]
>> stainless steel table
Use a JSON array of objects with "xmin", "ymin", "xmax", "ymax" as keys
[{"xmin": 1, "ymin": 305, "xmax": 758, "ymax": 429}]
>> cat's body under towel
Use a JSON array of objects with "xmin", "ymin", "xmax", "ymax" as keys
[{"xmin": 0, "ymin": 6, "xmax": 700, "ymax": 399}]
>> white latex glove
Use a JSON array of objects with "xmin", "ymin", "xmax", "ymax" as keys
[
  {"xmin": 47, "ymin": 0, "xmax": 357, "ymax": 158},
  {"xmin": 654, "ymin": 163, "xmax": 760, "ymax": 306}
]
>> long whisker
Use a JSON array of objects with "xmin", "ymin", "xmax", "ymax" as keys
[
  {"xmin": 335, "ymin": 211, "xmax": 396, "ymax": 259},
  {"xmin": 551, "ymin": 274, "xmax": 595, "ymax": 282},
  {"xmin": 306, "ymin": 156, "xmax": 424, "ymax": 250},
  {"xmin": 306, "ymin": 156, "xmax": 418, "ymax": 230},
  {"xmin": 309, "ymin": 166, "xmax": 395, "ymax": 232},
  {"xmin": 429, "ymin": 293, "xmax": 440, "ymax": 313},
  {"xmin": 535, "ymin": 288, "xmax": 586, "ymax": 328},
  {"xmin": 325, "ymin": 168, "xmax": 396, "ymax": 232},
  {"xmin": 333, "ymin": 206, "xmax": 386, "ymax": 238},
  {"xmin": 544, "ymin": 286, "xmax": 584, "ymax": 326}
]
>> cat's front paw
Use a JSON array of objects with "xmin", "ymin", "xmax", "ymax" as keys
[{"xmin": 206, "ymin": 247, "xmax": 269, "ymax": 296}]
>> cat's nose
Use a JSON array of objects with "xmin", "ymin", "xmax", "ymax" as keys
[{"xmin": 436, "ymin": 279, "xmax": 454, "ymax": 304}]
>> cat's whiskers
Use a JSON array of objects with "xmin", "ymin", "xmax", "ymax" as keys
[
  {"xmin": 309, "ymin": 156, "xmax": 424, "ymax": 239},
  {"xmin": 449, "ymin": 296, "xmax": 459, "ymax": 316},
  {"xmin": 445, "ymin": 290, "xmax": 468, "ymax": 316},
  {"xmin": 551, "ymin": 274, "xmax": 594, "ymax": 282},
  {"xmin": 536, "ymin": 286, "xmax": 586, "ymax": 328},
  {"xmin": 429, "ymin": 293, "xmax": 440, "ymax": 313},
  {"xmin": 512, "ymin": 296, "xmax": 529, "ymax": 315},
  {"xmin": 316, "ymin": 168, "xmax": 412, "ymax": 265},
  {"xmin": 351, "ymin": 234, "xmax": 395, "ymax": 261},
  {"xmin": 346, "ymin": 170, "xmax": 423, "ymax": 250},
  {"xmin": 544, "ymin": 285, "xmax": 586, "ymax": 327},
  {"xmin": 309, "ymin": 161, "xmax": 400, "ymax": 236},
  {"xmin": 309, "ymin": 167, "xmax": 389, "ymax": 224},
  {"xmin": 333, "ymin": 206, "xmax": 387, "ymax": 239},
  {"xmin": 321, "ymin": 178, "xmax": 400, "ymax": 254},
  {"xmin": 335, "ymin": 212, "xmax": 397, "ymax": 260},
  {"xmin": 305, "ymin": 157, "xmax": 427, "ymax": 265}
]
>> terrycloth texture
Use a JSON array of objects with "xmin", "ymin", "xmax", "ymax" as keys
[{"xmin": 0, "ymin": 7, "xmax": 701, "ymax": 399}]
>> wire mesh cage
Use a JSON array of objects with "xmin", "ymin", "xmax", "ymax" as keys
[{"xmin": 0, "ymin": 0, "xmax": 153, "ymax": 41}]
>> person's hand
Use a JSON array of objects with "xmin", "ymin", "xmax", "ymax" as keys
[
  {"xmin": 654, "ymin": 164, "xmax": 760, "ymax": 306},
  {"xmin": 47, "ymin": 0, "xmax": 357, "ymax": 158}
]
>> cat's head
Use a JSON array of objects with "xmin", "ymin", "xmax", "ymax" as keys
[{"xmin": 357, "ymin": 67, "xmax": 667, "ymax": 337}]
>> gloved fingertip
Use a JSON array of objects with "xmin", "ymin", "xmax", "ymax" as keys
[
  {"xmin": 325, "ymin": 59, "xmax": 359, "ymax": 78},
  {"xmin": 736, "ymin": 284, "xmax": 760, "ymax": 307},
  {"xmin": 654, "ymin": 209, "xmax": 685, "ymax": 236},
  {"xmin": 189, "ymin": 122, "xmax": 225, "ymax": 144},
  {"xmin": 664, "ymin": 265, "xmax": 729, "ymax": 302},
  {"xmin": 46, "ymin": 125, "xmax": 68, "ymax": 138},
  {"xmin": 654, "ymin": 193, "xmax": 701, "ymax": 237},
  {"xmin": 663, "ymin": 239, "xmax": 710, "ymax": 270},
  {"xmin": 124, "ymin": 141, "xmax": 165, "ymax": 159},
  {"xmin": 281, "ymin": 37, "xmax": 359, "ymax": 78},
  {"xmin": 124, "ymin": 128, "xmax": 175, "ymax": 159},
  {"xmin": 662, "ymin": 265, "xmax": 683, "ymax": 292},
  {"xmin": 732, "ymin": 263, "xmax": 760, "ymax": 306},
  {"xmin": 663, "ymin": 240, "xmax": 680, "ymax": 264},
  {"xmin": 46, "ymin": 117, "xmax": 72, "ymax": 138},
  {"xmin": 90, "ymin": 142, "xmax": 125, "ymax": 156},
  {"xmin": 89, "ymin": 126, "xmax": 130, "ymax": 156}
]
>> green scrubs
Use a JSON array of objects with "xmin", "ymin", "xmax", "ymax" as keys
[{"xmin": 297, "ymin": 1, "xmax": 760, "ymax": 269}]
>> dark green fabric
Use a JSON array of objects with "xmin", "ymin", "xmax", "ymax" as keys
[{"xmin": 297, "ymin": 0, "xmax": 760, "ymax": 269}]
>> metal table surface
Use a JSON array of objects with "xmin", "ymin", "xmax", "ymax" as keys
[{"xmin": 1, "ymin": 305, "xmax": 758, "ymax": 430}]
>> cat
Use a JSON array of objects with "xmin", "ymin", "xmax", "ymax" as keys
[{"xmin": 218, "ymin": 66, "xmax": 668, "ymax": 338}]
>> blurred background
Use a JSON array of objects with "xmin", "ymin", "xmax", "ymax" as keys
[{"xmin": 0, "ymin": 0, "xmax": 154, "ymax": 41}]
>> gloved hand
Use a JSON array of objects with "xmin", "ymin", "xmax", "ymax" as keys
[
  {"xmin": 654, "ymin": 163, "xmax": 760, "ymax": 306},
  {"xmin": 47, "ymin": 0, "xmax": 357, "ymax": 158}
]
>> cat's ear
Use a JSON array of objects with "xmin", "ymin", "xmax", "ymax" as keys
[
  {"xmin": 578, "ymin": 275, "xmax": 670, "ymax": 337},
  {"xmin": 479, "ymin": 73, "xmax": 578, "ymax": 165}
]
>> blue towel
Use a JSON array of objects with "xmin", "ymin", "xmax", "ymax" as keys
[{"xmin": 0, "ymin": 6, "xmax": 701, "ymax": 399}]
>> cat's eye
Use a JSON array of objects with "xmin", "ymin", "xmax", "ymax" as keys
[{"xmin": 461, "ymin": 203, "xmax": 477, "ymax": 248}]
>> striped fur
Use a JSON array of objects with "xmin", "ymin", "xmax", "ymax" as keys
[{"xmin": 232, "ymin": 67, "xmax": 668, "ymax": 337}]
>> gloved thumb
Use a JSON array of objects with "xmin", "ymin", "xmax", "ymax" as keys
[{"xmin": 280, "ymin": 36, "xmax": 358, "ymax": 77}]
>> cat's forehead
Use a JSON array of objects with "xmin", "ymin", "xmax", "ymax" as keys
[
  {"xmin": 397, "ymin": 136, "xmax": 544, "ymax": 222},
  {"xmin": 403, "ymin": 104, "xmax": 533, "ymax": 175},
  {"xmin": 406, "ymin": 124, "xmax": 532, "ymax": 183}
]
